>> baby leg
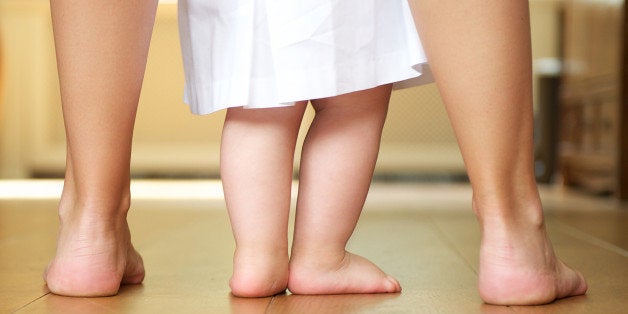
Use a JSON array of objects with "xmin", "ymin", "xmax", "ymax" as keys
[
  {"xmin": 221, "ymin": 104, "xmax": 307, "ymax": 297},
  {"xmin": 408, "ymin": 0, "xmax": 587, "ymax": 305},
  {"xmin": 288, "ymin": 85, "xmax": 401, "ymax": 295},
  {"xmin": 45, "ymin": 0, "xmax": 157, "ymax": 297}
]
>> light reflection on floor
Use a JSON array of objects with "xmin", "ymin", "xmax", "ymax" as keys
[
  {"xmin": 0, "ymin": 179, "xmax": 225, "ymax": 200},
  {"xmin": 0, "ymin": 179, "xmax": 475, "ymax": 212}
]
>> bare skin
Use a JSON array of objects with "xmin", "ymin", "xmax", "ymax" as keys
[
  {"xmin": 221, "ymin": 104, "xmax": 307, "ymax": 297},
  {"xmin": 44, "ymin": 0, "xmax": 586, "ymax": 303},
  {"xmin": 407, "ymin": 0, "xmax": 587, "ymax": 305},
  {"xmin": 288, "ymin": 87, "xmax": 400, "ymax": 295},
  {"xmin": 44, "ymin": 0, "xmax": 158, "ymax": 297},
  {"xmin": 221, "ymin": 85, "xmax": 400, "ymax": 297}
]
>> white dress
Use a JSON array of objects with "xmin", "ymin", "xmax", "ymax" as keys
[{"xmin": 178, "ymin": 0, "xmax": 433, "ymax": 115}]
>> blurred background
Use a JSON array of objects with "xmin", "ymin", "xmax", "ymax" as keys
[{"xmin": 0, "ymin": 0, "xmax": 626, "ymax": 199}]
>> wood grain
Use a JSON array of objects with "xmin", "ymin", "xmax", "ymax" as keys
[{"xmin": 1, "ymin": 182, "xmax": 626, "ymax": 313}]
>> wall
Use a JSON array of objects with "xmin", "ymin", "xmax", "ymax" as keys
[{"xmin": 0, "ymin": 0, "xmax": 561, "ymax": 178}]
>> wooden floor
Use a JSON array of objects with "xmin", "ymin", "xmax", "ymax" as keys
[{"xmin": 1, "ymin": 181, "xmax": 626, "ymax": 313}]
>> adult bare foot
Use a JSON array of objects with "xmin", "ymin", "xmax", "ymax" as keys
[
  {"xmin": 476, "ymin": 201, "xmax": 587, "ymax": 305},
  {"xmin": 287, "ymin": 251, "xmax": 401, "ymax": 295},
  {"xmin": 44, "ymin": 197, "xmax": 145, "ymax": 297},
  {"xmin": 229, "ymin": 246, "xmax": 289, "ymax": 298}
]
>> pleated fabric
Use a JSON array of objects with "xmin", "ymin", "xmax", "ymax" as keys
[{"xmin": 178, "ymin": 0, "xmax": 433, "ymax": 115}]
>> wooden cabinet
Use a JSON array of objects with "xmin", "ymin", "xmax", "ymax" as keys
[{"xmin": 559, "ymin": 0, "xmax": 627, "ymax": 198}]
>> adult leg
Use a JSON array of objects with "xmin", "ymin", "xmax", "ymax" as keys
[
  {"xmin": 408, "ymin": 0, "xmax": 587, "ymax": 305},
  {"xmin": 45, "ymin": 0, "xmax": 158, "ymax": 297},
  {"xmin": 288, "ymin": 85, "xmax": 401, "ymax": 294},
  {"xmin": 221, "ymin": 103, "xmax": 307, "ymax": 297}
]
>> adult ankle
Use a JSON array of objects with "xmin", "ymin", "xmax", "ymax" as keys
[
  {"xmin": 472, "ymin": 193, "xmax": 544, "ymax": 229},
  {"xmin": 59, "ymin": 191, "xmax": 132, "ymax": 223}
]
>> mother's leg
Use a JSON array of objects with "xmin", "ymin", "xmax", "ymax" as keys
[
  {"xmin": 45, "ymin": 0, "xmax": 158, "ymax": 297},
  {"xmin": 408, "ymin": 0, "xmax": 586, "ymax": 305}
]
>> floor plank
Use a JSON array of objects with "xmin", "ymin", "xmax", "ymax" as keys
[
  {"xmin": 0, "ymin": 201, "xmax": 57, "ymax": 313},
  {"xmin": 267, "ymin": 211, "xmax": 486, "ymax": 313},
  {"xmin": 0, "ymin": 181, "xmax": 626, "ymax": 313},
  {"xmin": 428, "ymin": 205, "xmax": 628, "ymax": 314}
]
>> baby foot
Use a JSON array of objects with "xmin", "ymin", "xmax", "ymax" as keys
[
  {"xmin": 287, "ymin": 251, "xmax": 401, "ymax": 295},
  {"xmin": 44, "ymin": 211, "xmax": 145, "ymax": 297},
  {"xmin": 230, "ymin": 247, "xmax": 289, "ymax": 297}
]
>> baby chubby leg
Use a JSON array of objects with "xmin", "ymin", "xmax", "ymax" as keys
[
  {"xmin": 288, "ymin": 85, "xmax": 401, "ymax": 295},
  {"xmin": 221, "ymin": 104, "xmax": 307, "ymax": 297}
]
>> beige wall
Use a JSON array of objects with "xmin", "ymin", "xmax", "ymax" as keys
[
  {"xmin": 530, "ymin": 0, "xmax": 564, "ymax": 60},
  {"xmin": 0, "ymin": 0, "xmax": 561, "ymax": 178}
]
